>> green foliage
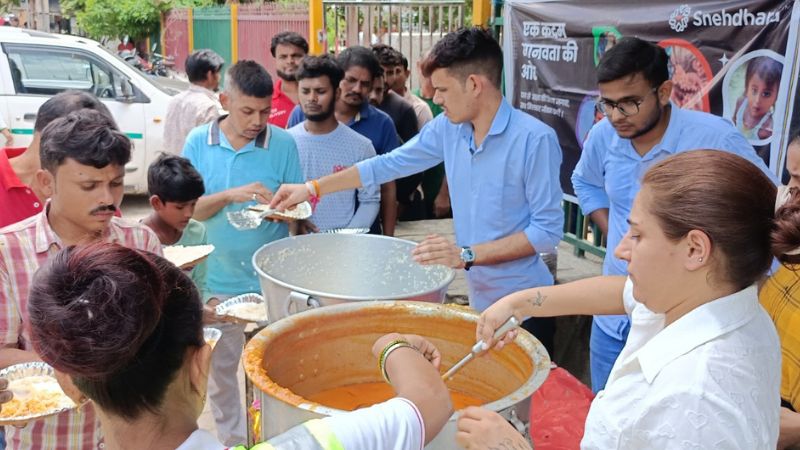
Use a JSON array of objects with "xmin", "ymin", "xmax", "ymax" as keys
[
  {"xmin": 0, "ymin": 0, "xmax": 21, "ymax": 14},
  {"xmin": 61, "ymin": 0, "xmax": 220, "ymax": 41}
]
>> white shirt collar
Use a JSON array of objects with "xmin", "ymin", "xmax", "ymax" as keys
[{"xmin": 635, "ymin": 284, "xmax": 760, "ymax": 384}]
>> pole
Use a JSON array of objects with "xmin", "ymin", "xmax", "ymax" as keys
[{"xmin": 309, "ymin": 0, "xmax": 325, "ymax": 55}]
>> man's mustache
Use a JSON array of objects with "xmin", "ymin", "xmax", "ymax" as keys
[{"xmin": 90, "ymin": 204, "xmax": 117, "ymax": 215}]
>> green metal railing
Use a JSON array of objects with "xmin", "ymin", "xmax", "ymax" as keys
[{"xmin": 562, "ymin": 199, "xmax": 606, "ymax": 258}]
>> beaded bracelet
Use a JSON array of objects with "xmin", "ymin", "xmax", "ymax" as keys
[{"xmin": 378, "ymin": 340, "xmax": 415, "ymax": 384}]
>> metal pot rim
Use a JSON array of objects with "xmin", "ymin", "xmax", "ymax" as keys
[
  {"xmin": 251, "ymin": 234, "xmax": 456, "ymax": 301},
  {"xmin": 244, "ymin": 301, "xmax": 551, "ymax": 421}
]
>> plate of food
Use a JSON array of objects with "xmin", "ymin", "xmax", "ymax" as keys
[
  {"xmin": 248, "ymin": 201, "xmax": 312, "ymax": 221},
  {"xmin": 215, "ymin": 293, "xmax": 268, "ymax": 324},
  {"xmin": 203, "ymin": 327, "xmax": 222, "ymax": 349},
  {"xmin": 163, "ymin": 244, "xmax": 215, "ymax": 269},
  {"xmin": 0, "ymin": 362, "xmax": 78, "ymax": 425}
]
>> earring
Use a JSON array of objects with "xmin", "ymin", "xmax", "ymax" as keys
[{"xmin": 698, "ymin": 257, "xmax": 703, "ymax": 262}]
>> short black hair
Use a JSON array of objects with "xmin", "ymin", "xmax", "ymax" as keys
[
  {"xmin": 337, "ymin": 46, "xmax": 383, "ymax": 80},
  {"xmin": 270, "ymin": 32, "xmax": 309, "ymax": 57},
  {"xmin": 745, "ymin": 56, "xmax": 782, "ymax": 90},
  {"xmin": 421, "ymin": 27, "xmax": 503, "ymax": 88},
  {"xmin": 596, "ymin": 37, "xmax": 669, "ymax": 88},
  {"xmin": 34, "ymin": 91, "xmax": 114, "ymax": 133},
  {"xmin": 400, "ymin": 54, "xmax": 409, "ymax": 71},
  {"xmin": 224, "ymin": 60, "xmax": 274, "ymax": 97},
  {"xmin": 147, "ymin": 154, "xmax": 205, "ymax": 203},
  {"xmin": 296, "ymin": 54, "xmax": 344, "ymax": 89},
  {"xmin": 185, "ymin": 49, "xmax": 225, "ymax": 83},
  {"xmin": 40, "ymin": 109, "xmax": 131, "ymax": 172},
  {"xmin": 371, "ymin": 44, "xmax": 403, "ymax": 67}
]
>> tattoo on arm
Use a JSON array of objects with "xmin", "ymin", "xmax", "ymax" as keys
[{"xmin": 528, "ymin": 291, "xmax": 546, "ymax": 307}]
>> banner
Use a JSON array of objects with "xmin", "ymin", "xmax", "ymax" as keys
[{"xmin": 503, "ymin": 0, "xmax": 800, "ymax": 197}]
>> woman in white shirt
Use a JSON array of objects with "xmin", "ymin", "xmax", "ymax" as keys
[
  {"xmin": 458, "ymin": 150, "xmax": 793, "ymax": 450},
  {"xmin": 25, "ymin": 243, "xmax": 452, "ymax": 450}
]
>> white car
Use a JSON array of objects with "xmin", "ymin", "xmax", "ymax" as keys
[{"xmin": 0, "ymin": 27, "xmax": 189, "ymax": 194}]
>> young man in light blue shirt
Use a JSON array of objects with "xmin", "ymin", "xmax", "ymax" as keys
[
  {"xmin": 287, "ymin": 46, "xmax": 400, "ymax": 236},
  {"xmin": 288, "ymin": 54, "xmax": 379, "ymax": 231},
  {"xmin": 182, "ymin": 60, "xmax": 304, "ymax": 446},
  {"xmin": 571, "ymin": 37, "xmax": 777, "ymax": 393},
  {"xmin": 270, "ymin": 28, "xmax": 564, "ymax": 355}
]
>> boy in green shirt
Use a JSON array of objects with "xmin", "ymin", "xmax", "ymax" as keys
[{"xmin": 142, "ymin": 154, "xmax": 209, "ymax": 300}]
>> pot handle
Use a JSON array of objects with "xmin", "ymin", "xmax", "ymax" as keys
[
  {"xmin": 285, "ymin": 291, "xmax": 322, "ymax": 316},
  {"xmin": 505, "ymin": 409, "xmax": 529, "ymax": 440}
]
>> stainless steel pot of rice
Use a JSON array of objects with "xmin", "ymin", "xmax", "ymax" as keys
[{"xmin": 252, "ymin": 234, "xmax": 455, "ymax": 322}]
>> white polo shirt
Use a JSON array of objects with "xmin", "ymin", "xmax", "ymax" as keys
[{"xmin": 582, "ymin": 279, "xmax": 780, "ymax": 449}]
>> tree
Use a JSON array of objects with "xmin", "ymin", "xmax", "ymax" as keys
[{"xmin": 61, "ymin": 0, "xmax": 219, "ymax": 41}]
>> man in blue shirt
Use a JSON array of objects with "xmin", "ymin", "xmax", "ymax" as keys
[
  {"xmin": 287, "ymin": 47, "xmax": 400, "ymax": 236},
  {"xmin": 571, "ymin": 37, "xmax": 777, "ymax": 393},
  {"xmin": 271, "ymin": 28, "xmax": 564, "ymax": 354},
  {"xmin": 183, "ymin": 60, "xmax": 304, "ymax": 445}
]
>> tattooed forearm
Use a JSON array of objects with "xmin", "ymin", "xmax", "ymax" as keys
[
  {"xmin": 487, "ymin": 438, "xmax": 533, "ymax": 450},
  {"xmin": 528, "ymin": 291, "xmax": 546, "ymax": 307}
]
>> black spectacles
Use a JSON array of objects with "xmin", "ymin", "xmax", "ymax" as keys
[{"xmin": 596, "ymin": 88, "xmax": 658, "ymax": 117}]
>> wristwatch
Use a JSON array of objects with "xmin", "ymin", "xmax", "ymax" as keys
[{"xmin": 460, "ymin": 246, "xmax": 475, "ymax": 271}]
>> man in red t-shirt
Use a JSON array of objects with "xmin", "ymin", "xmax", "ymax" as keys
[
  {"xmin": 0, "ymin": 91, "xmax": 115, "ymax": 228},
  {"xmin": 268, "ymin": 32, "xmax": 308, "ymax": 129}
]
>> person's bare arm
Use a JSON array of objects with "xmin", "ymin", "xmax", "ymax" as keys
[
  {"xmin": 477, "ymin": 276, "xmax": 627, "ymax": 348},
  {"xmin": 589, "ymin": 208, "xmax": 609, "ymax": 236},
  {"xmin": 779, "ymin": 407, "xmax": 800, "ymax": 450},
  {"xmin": 270, "ymin": 166, "xmax": 365, "ymax": 211},
  {"xmin": 1, "ymin": 129, "xmax": 13, "ymax": 147},
  {"xmin": 372, "ymin": 333, "xmax": 452, "ymax": 444},
  {"xmin": 381, "ymin": 181, "xmax": 397, "ymax": 236},
  {"xmin": 193, "ymin": 182, "xmax": 273, "ymax": 221},
  {"xmin": 433, "ymin": 178, "xmax": 450, "ymax": 218},
  {"xmin": 412, "ymin": 232, "xmax": 534, "ymax": 269},
  {"xmin": 456, "ymin": 407, "xmax": 532, "ymax": 450},
  {"xmin": 0, "ymin": 347, "xmax": 41, "ymax": 369}
]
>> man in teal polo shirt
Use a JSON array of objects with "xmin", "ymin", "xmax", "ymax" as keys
[{"xmin": 182, "ymin": 60, "xmax": 304, "ymax": 446}]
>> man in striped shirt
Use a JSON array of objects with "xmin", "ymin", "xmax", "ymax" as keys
[{"xmin": 0, "ymin": 109, "xmax": 161, "ymax": 449}]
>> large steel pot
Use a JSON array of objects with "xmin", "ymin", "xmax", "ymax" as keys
[
  {"xmin": 252, "ymin": 234, "xmax": 455, "ymax": 322},
  {"xmin": 243, "ymin": 301, "xmax": 551, "ymax": 449}
]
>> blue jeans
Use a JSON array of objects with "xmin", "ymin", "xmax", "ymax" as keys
[{"xmin": 589, "ymin": 318, "xmax": 630, "ymax": 393}]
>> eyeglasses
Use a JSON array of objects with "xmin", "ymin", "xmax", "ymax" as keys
[{"xmin": 595, "ymin": 88, "xmax": 658, "ymax": 117}]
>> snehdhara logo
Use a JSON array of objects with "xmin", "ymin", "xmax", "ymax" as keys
[{"xmin": 669, "ymin": 4, "xmax": 780, "ymax": 32}]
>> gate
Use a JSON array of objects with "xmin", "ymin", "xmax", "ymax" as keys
[{"xmin": 322, "ymin": 0, "xmax": 465, "ymax": 90}]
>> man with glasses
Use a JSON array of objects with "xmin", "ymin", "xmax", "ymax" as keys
[{"xmin": 572, "ymin": 37, "xmax": 776, "ymax": 393}]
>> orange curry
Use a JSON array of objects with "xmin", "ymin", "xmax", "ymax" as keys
[{"xmin": 307, "ymin": 382, "xmax": 484, "ymax": 411}]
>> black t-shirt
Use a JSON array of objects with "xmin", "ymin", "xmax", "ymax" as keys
[
  {"xmin": 377, "ymin": 91, "xmax": 424, "ymax": 207},
  {"xmin": 378, "ymin": 91, "xmax": 418, "ymax": 144}
]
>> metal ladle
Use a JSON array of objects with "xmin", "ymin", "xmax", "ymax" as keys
[{"xmin": 441, "ymin": 316, "xmax": 521, "ymax": 381}]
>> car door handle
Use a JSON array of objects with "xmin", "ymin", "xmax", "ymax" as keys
[{"xmin": 23, "ymin": 113, "xmax": 36, "ymax": 121}]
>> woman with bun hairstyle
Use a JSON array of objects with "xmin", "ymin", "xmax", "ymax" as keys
[
  {"xmin": 26, "ymin": 243, "xmax": 452, "ymax": 450},
  {"xmin": 459, "ymin": 150, "xmax": 789, "ymax": 449}
]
